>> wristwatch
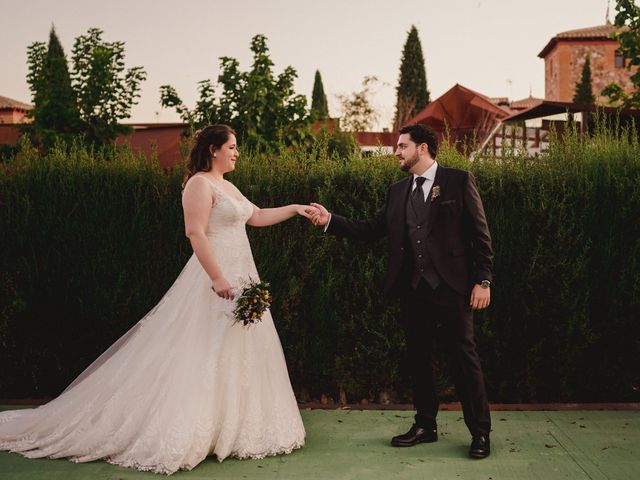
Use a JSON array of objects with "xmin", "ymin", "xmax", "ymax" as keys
[{"xmin": 479, "ymin": 280, "xmax": 491, "ymax": 289}]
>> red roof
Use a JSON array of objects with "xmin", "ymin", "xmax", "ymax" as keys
[
  {"xmin": 0, "ymin": 95, "xmax": 32, "ymax": 111},
  {"xmin": 509, "ymin": 96, "xmax": 544, "ymax": 111},
  {"xmin": 405, "ymin": 84, "xmax": 511, "ymax": 153},
  {"xmin": 488, "ymin": 95, "xmax": 544, "ymax": 113},
  {"xmin": 489, "ymin": 97, "xmax": 510, "ymax": 106},
  {"xmin": 407, "ymin": 83, "xmax": 511, "ymax": 129},
  {"xmin": 538, "ymin": 23, "xmax": 625, "ymax": 58}
]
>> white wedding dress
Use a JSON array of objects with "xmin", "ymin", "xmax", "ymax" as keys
[{"xmin": 0, "ymin": 176, "xmax": 305, "ymax": 474}]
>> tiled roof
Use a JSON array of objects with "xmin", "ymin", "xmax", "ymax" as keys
[
  {"xmin": 489, "ymin": 96, "xmax": 544, "ymax": 114},
  {"xmin": 510, "ymin": 96, "xmax": 544, "ymax": 110},
  {"xmin": 538, "ymin": 23, "xmax": 627, "ymax": 58},
  {"xmin": 555, "ymin": 23, "xmax": 620, "ymax": 39},
  {"xmin": 489, "ymin": 97, "xmax": 509, "ymax": 107},
  {"xmin": 0, "ymin": 95, "xmax": 32, "ymax": 111}
]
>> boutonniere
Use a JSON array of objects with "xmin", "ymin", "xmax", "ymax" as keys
[{"xmin": 431, "ymin": 185, "xmax": 441, "ymax": 202}]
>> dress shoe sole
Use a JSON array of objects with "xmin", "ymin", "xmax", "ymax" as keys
[
  {"xmin": 391, "ymin": 437, "xmax": 438, "ymax": 447},
  {"xmin": 469, "ymin": 450, "xmax": 490, "ymax": 459}
]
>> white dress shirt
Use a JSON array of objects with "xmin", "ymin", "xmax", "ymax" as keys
[{"xmin": 412, "ymin": 161, "xmax": 438, "ymax": 202}]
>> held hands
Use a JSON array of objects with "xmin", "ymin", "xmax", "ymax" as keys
[
  {"xmin": 470, "ymin": 284, "xmax": 490, "ymax": 310},
  {"xmin": 308, "ymin": 203, "xmax": 330, "ymax": 226},
  {"xmin": 296, "ymin": 204, "xmax": 320, "ymax": 220},
  {"xmin": 212, "ymin": 276, "xmax": 234, "ymax": 300}
]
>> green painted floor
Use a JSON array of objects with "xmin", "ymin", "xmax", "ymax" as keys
[{"xmin": 0, "ymin": 407, "xmax": 638, "ymax": 479}]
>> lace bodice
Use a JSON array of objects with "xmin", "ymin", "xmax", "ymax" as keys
[
  {"xmin": 185, "ymin": 176, "xmax": 259, "ymax": 289},
  {"xmin": 195, "ymin": 176, "xmax": 253, "ymax": 234}
]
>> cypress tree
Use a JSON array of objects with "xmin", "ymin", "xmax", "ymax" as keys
[
  {"xmin": 393, "ymin": 25, "xmax": 430, "ymax": 130},
  {"xmin": 29, "ymin": 26, "xmax": 82, "ymax": 145},
  {"xmin": 573, "ymin": 55, "xmax": 596, "ymax": 105},
  {"xmin": 311, "ymin": 70, "xmax": 329, "ymax": 119}
]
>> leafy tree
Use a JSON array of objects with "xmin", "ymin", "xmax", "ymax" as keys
[
  {"xmin": 71, "ymin": 28, "xmax": 147, "ymax": 144},
  {"xmin": 336, "ymin": 76, "xmax": 379, "ymax": 132},
  {"xmin": 25, "ymin": 27, "xmax": 146, "ymax": 147},
  {"xmin": 602, "ymin": 0, "xmax": 640, "ymax": 107},
  {"xmin": 326, "ymin": 130, "xmax": 358, "ymax": 158},
  {"xmin": 311, "ymin": 70, "xmax": 329, "ymax": 119},
  {"xmin": 160, "ymin": 35, "xmax": 312, "ymax": 151},
  {"xmin": 24, "ymin": 26, "xmax": 82, "ymax": 146},
  {"xmin": 573, "ymin": 55, "xmax": 596, "ymax": 105},
  {"xmin": 159, "ymin": 80, "xmax": 217, "ymax": 127},
  {"xmin": 393, "ymin": 25, "xmax": 430, "ymax": 130}
]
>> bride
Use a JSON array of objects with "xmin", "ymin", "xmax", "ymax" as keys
[{"xmin": 0, "ymin": 124, "xmax": 311, "ymax": 474}]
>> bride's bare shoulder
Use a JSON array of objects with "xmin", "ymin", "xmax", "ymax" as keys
[{"xmin": 182, "ymin": 175, "xmax": 216, "ymax": 205}]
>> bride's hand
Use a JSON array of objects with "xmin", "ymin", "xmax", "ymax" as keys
[
  {"xmin": 211, "ymin": 276, "xmax": 234, "ymax": 300},
  {"xmin": 296, "ymin": 204, "xmax": 319, "ymax": 219},
  {"xmin": 309, "ymin": 203, "xmax": 330, "ymax": 226}
]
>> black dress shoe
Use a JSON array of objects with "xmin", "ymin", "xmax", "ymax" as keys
[
  {"xmin": 469, "ymin": 435, "xmax": 490, "ymax": 459},
  {"xmin": 391, "ymin": 424, "xmax": 438, "ymax": 447}
]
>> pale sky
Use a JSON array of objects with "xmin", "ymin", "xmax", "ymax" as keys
[{"xmin": 0, "ymin": 0, "xmax": 619, "ymax": 130}]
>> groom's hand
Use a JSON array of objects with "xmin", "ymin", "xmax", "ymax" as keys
[
  {"xmin": 470, "ymin": 284, "xmax": 490, "ymax": 310},
  {"xmin": 309, "ymin": 203, "xmax": 330, "ymax": 226}
]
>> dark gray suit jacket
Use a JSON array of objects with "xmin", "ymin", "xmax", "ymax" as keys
[{"xmin": 327, "ymin": 165, "xmax": 493, "ymax": 296}]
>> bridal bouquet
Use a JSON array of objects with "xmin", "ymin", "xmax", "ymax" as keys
[{"xmin": 233, "ymin": 279, "xmax": 272, "ymax": 326}]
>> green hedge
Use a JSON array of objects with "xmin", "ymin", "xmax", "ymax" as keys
[{"xmin": 1, "ymin": 129, "xmax": 639, "ymax": 403}]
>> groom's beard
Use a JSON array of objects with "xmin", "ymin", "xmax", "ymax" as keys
[{"xmin": 399, "ymin": 151, "xmax": 419, "ymax": 172}]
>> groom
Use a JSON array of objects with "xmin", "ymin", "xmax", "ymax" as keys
[{"xmin": 310, "ymin": 124, "xmax": 493, "ymax": 459}]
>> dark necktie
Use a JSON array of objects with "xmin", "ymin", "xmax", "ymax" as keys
[{"xmin": 413, "ymin": 176, "xmax": 426, "ymax": 202}]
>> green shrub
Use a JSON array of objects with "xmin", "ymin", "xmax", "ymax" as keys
[{"xmin": 1, "ymin": 124, "xmax": 639, "ymax": 403}]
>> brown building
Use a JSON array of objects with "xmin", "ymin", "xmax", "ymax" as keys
[
  {"xmin": 116, "ymin": 123, "xmax": 187, "ymax": 169},
  {"xmin": 539, "ymin": 23, "xmax": 635, "ymax": 103},
  {"xmin": 0, "ymin": 95, "xmax": 32, "ymax": 124},
  {"xmin": 0, "ymin": 119, "xmax": 399, "ymax": 167}
]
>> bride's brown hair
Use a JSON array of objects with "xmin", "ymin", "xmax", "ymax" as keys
[{"xmin": 183, "ymin": 124, "xmax": 236, "ymax": 187}]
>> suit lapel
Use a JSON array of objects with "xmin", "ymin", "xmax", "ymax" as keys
[
  {"xmin": 390, "ymin": 176, "xmax": 412, "ymax": 230},
  {"xmin": 425, "ymin": 165, "xmax": 448, "ymax": 236}
]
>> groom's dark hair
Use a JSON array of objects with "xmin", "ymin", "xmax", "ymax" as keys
[{"xmin": 399, "ymin": 124, "xmax": 438, "ymax": 159}]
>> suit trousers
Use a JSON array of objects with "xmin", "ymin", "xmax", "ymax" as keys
[{"xmin": 399, "ymin": 279, "xmax": 491, "ymax": 437}]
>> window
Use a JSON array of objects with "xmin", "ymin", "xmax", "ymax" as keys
[{"xmin": 615, "ymin": 51, "xmax": 625, "ymax": 68}]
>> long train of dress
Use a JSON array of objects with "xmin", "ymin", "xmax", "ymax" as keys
[{"xmin": 0, "ymin": 176, "xmax": 305, "ymax": 474}]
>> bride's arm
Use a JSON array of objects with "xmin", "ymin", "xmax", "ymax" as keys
[
  {"xmin": 247, "ymin": 204, "xmax": 315, "ymax": 227},
  {"xmin": 182, "ymin": 178, "xmax": 234, "ymax": 299}
]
